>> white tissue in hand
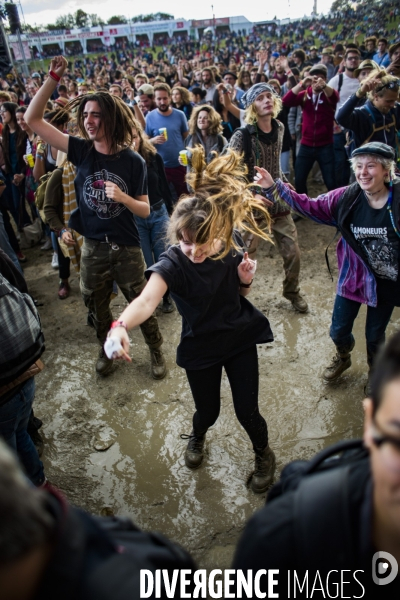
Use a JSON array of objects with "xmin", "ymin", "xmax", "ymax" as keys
[
  {"xmin": 248, "ymin": 259, "xmax": 257, "ymax": 275},
  {"xmin": 104, "ymin": 338, "xmax": 125, "ymax": 359}
]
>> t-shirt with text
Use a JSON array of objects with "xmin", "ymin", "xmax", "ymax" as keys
[
  {"xmin": 67, "ymin": 136, "xmax": 147, "ymax": 246},
  {"xmin": 350, "ymin": 192, "xmax": 400, "ymax": 304}
]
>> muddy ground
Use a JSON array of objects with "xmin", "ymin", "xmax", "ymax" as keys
[{"xmin": 23, "ymin": 182, "xmax": 400, "ymax": 569}]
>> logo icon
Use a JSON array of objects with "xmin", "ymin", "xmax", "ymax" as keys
[{"xmin": 372, "ymin": 551, "xmax": 398, "ymax": 585}]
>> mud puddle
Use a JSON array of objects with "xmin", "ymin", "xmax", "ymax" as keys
[{"xmin": 25, "ymin": 212, "xmax": 400, "ymax": 569}]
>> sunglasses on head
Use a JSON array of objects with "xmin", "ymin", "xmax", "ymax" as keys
[{"xmin": 376, "ymin": 79, "xmax": 400, "ymax": 93}]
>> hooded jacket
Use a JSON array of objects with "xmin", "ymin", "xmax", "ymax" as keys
[{"xmin": 282, "ymin": 86, "xmax": 339, "ymax": 147}]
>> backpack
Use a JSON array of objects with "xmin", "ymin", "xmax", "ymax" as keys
[
  {"xmin": 345, "ymin": 103, "xmax": 398, "ymax": 158},
  {"xmin": 0, "ymin": 273, "xmax": 45, "ymax": 387},
  {"xmin": 266, "ymin": 439, "xmax": 369, "ymax": 570},
  {"xmin": 34, "ymin": 171, "xmax": 54, "ymax": 224},
  {"xmin": 338, "ymin": 72, "xmax": 344, "ymax": 95},
  {"xmin": 85, "ymin": 515, "xmax": 196, "ymax": 599},
  {"xmin": 238, "ymin": 125, "xmax": 253, "ymax": 174}
]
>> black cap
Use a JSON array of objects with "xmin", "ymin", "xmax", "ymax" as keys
[
  {"xmin": 223, "ymin": 71, "xmax": 238, "ymax": 80},
  {"xmin": 351, "ymin": 142, "xmax": 395, "ymax": 161}
]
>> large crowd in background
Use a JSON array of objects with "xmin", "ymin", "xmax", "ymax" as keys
[{"xmin": 0, "ymin": 1, "xmax": 400, "ymax": 596}]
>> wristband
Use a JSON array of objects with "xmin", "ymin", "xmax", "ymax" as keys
[
  {"xmin": 60, "ymin": 228, "xmax": 69, "ymax": 238},
  {"xmin": 239, "ymin": 279, "xmax": 253, "ymax": 288},
  {"xmin": 49, "ymin": 70, "xmax": 61, "ymax": 83},
  {"xmin": 110, "ymin": 320, "xmax": 128, "ymax": 331}
]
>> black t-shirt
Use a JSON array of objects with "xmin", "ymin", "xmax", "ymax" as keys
[
  {"xmin": 350, "ymin": 192, "xmax": 400, "ymax": 305},
  {"xmin": 67, "ymin": 137, "xmax": 148, "ymax": 246},
  {"xmin": 146, "ymin": 241, "xmax": 273, "ymax": 370}
]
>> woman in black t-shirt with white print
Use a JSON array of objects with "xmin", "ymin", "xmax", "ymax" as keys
[{"xmin": 107, "ymin": 148, "xmax": 276, "ymax": 494}]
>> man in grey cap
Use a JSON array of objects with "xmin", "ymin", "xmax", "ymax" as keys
[{"xmin": 255, "ymin": 142, "xmax": 399, "ymax": 386}]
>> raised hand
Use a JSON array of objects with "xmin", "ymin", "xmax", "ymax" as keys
[
  {"xmin": 238, "ymin": 251, "xmax": 257, "ymax": 285},
  {"xmin": 49, "ymin": 56, "xmax": 68, "ymax": 78},
  {"xmin": 254, "ymin": 166, "xmax": 274, "ymax": 189}
]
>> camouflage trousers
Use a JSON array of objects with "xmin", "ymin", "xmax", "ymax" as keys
[
  {"xmin": 80, "ymin": 238, "xmax": 163, "ymax": 347},
  {"xmin": 242, "ymin": 213, "xmax": 300, "ymax": 296}
]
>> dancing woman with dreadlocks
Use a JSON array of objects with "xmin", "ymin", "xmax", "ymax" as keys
[{"xmin": 107, "ymin": 146, "xmax": 277, "ymax": 493}]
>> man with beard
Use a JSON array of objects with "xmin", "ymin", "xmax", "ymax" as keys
[
  {"xmin": 145, "ymin": 83, "xmax": 188, "ymax": 202},
  {"xmin": 201, "ymin": 68, "xmax": 217, "ymax": 103},
  {"xmin": 329, "ymin": 48, "xmax": 361, "ymax": 187}
]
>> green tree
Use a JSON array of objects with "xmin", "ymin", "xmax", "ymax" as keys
[
  {"xmin": 52, "ymin": 13, "xmax": 75, "ymax": 29},
  {"xmin": 107, "ymin": 15, "xmax": 128, "ymax": 25},
  {"xmin": 330, "ymin": 0, "xmax": 354, "ymax": 11},
  {"xmin": 89, "ymin": 14, "xmax": 105, "ymax": 27},
  {"xmin": 154, "ymin": 13, "xmax": 174, "ymax": 20},
  {"xmin": 75, "ymin": 9, "xmax": 89, "ymax": 28}
]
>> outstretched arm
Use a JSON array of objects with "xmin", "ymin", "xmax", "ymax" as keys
[
  {"xmin": 106, "ymin": 273, "xmax": 168, "ymax": 361},
  {"xmin": 254, "ymin": 166, "xmax": 342, "ymax": 226},
  {"xmin": 25, "ymin": 56, "xmax": 69, "ymax": 154}
]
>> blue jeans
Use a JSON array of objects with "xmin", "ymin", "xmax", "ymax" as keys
[
  {"xmin": 334, "ymin": 132, "xmax": 351, "ymax": 188},
  {"xmin": 0, "ymin": 210, "xmax": 22, "ymax": 273},
  {"xmin": 295, "ymin": 143, "xmax": 336, "ymax": 195},
  {"xmin": 330, "ymin": 294, "xmax": 394, "ymax": 367},
  {"xmin": 5, "ymin": 174, "xmax": 31, "ymax": 230},
  {"xmin": 135, "ymin": 204, "xmax": 169, "ymax": 268},
  {"xmin": 0, "ymin": 377, "xmax": 44, "ymax": 486}
]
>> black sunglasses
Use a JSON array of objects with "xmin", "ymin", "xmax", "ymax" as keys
[{"xmin": 376, "ymin": 79, "xmax": 400, "ymax": 93}]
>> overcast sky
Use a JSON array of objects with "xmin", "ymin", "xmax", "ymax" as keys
[{"xmin": 19, "ymin": 0, "xmax": 334, "ymax": 29}]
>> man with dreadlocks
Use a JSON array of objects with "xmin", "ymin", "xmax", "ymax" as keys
[
  {"xmin": 25, "ymin": 56, "xmax": 166, "ymax": 379},
  {"xmin": 228, "ymin": 83, "xmax": 308, "ymax": 313}
]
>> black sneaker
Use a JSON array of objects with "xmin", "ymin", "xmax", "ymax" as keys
[
  {"xmin": 96, "ymin": 347, "xmax": 113, "ymax": 376},
  {"xmin": 161, "ymin": 295, "xmax": 175, "ymax": 313},
  {"xmin": 181, "ymin": 430, "xmax": 206, "ymax": 469}
]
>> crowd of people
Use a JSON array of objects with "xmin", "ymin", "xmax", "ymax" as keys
[{"xmin": 0, "ymin": 4, "xmax": 400, "ymax": 594}]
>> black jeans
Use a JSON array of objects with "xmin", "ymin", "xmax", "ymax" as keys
[
  {"xmin": 295, "ymin": 143, "xmax": 336, "ymax": 195},
  {"xmin": 56, "ymin": 240, "xmax": 70, "ymax": 280},
  {"xmin": 185, "ymin": 345, "xmax": 268, "ymax": 450}
]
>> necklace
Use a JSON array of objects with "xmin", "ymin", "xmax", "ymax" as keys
[
  {"xmin": 365, "ymin": 187, "xmax": 384, "ymax": 196},
  {"xmin": 365, "ymin": 187, "xmax": 389, "ymax": 207}
]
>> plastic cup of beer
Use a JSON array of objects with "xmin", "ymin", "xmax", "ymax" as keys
[
  {"xmin": 26, "ymin": 154, "xmax": 34, "ymax": 168},
  {"xmin": 159, "ymin": 127, "xmax": 168, "ymax": 140},
  {"xmin": 179, "ymin": 150, "xmax": 188, "ymax": 166}
]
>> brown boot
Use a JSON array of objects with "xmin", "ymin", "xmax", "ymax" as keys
[
  {"xmin": 283, "ymin": 292, "xmax": 308, "ymax": 313},
  {"xmin": 150, "ymin": 348, "xmax": 167, "ymax": 380},
  {"xmin": 323, "ymin": 340, "xmax": 355, "ymax": 383},
  {"xmin": 251, "ymin": 446, "xmax": 276, "ymax": 493}
]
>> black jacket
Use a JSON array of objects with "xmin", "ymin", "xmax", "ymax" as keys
[{"xmin": 337, "ymin": 95, "xmax": 400, "ymax": 152}]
